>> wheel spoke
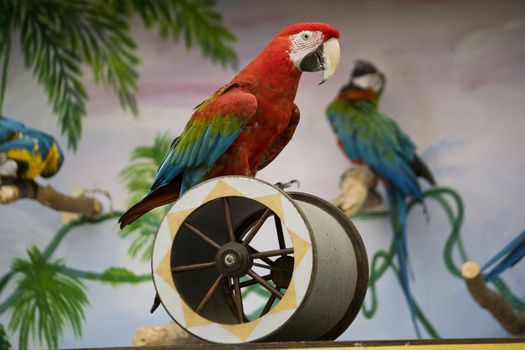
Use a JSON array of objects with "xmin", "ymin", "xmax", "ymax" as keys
[
  {"xmin": 248, "ymin": 269, "xmax": 283, "ymax": 299},
  {"xmin": 183, "ymin": 222, "xmax": 221, "ymax": 249},
  {"xmin": 252, "ymin": 262, "xmax": 272, "ymax": 270},
  {"xmin": 196, "ymin": 273, "xmax": 225, "ymax": 313},
  {"xmin": 242, "ymin": 209, "xmax": 272, "ymax": 246},
  {"xmin": 274, "ymin": 215, "xmax": 286, "ymax": 250},
  {"xmin": 233, "ymin": 277, "xmax": 244, "ymax": 322},
  {"xmin": 251, "ymin": 248, "xmax": 293, "ymax": 259},
  {"xmin": 248, "ymin": 246, "xmax": 275, "ymax": 266},
  {"xmin": 260, "ymin": 292, "xmax": 279, "ymax": 317},
  {"xmin": 239, "ymin": 274, "xmax": 271, "ymax": 288},
  {"xmin": 172, "ymin": 261, "xmax": 216, "ymax": 273},
  {"xmin": 223, "ymin": 198, "xmax": 236, "ymax": 242}
]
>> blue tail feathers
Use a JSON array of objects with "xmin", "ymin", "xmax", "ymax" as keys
[{"xmin": 386, "ymin": 184, "xmax": 421, "ymax": 338}]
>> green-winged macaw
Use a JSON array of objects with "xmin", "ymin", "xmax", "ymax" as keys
[
  {"xmin": 326, "ymin": 60, "xmax": 435, "ymax": 337},
  {"xmin": 119, "ymin": 22, "xmax": 341, "ymax": 227},
  {"xmin": 0, "ymin": 116, "xmax": 64, "ymax": 183}
]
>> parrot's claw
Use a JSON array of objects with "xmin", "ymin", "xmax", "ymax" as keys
[{"xmin": 274, "ymin": 179, "xmax": 300, "ymax": 190}]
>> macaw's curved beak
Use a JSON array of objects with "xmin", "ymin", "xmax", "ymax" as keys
[{"xmin": 299, "ymin": 38, "xmax": 341, "ymax": 84}]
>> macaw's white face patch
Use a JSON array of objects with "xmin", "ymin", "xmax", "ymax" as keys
[
  {"xmin": 289, "ymin": 30, "xmax": 324, "ymax": 68},
  {"xmin": 352, "ymin": 73, "xmax": 384, "ymax": 92},
  {"xmin": 289, "ymin": 31, "xmax": 340, "ymax": 84}
]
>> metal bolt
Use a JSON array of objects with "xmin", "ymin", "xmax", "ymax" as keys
[{"xmin": 224, "ymin": 253, "xmax": 236, "ymax": 266}]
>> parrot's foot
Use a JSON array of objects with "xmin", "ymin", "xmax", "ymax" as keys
[{"xmin": 274, "ymin": 179, "xmax": 300, "ymax": 190}]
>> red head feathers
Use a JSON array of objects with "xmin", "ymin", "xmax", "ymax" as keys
[
  {"xmin": 276, "ymin": 22, "xmax": 340, "ymax": 40},
  {"xmin": 238, "ymin": 22, "xmax": 341, "ymax": 86}
]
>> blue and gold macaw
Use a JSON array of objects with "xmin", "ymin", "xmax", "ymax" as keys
[
  {"xmin": 326, "ymin": 60, "xmax": 435, "ymax": 337},
  {"xmin": 0, "ymin": 116, "xmax": 64, "ymax": 183}
]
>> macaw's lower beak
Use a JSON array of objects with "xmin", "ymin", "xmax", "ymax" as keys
[{"xmin": 299, "ymin": 38, "xmax": 341, "ymax": 84}]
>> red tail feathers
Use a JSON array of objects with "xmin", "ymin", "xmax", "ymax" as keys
[{"xmin": 119, "ymin": 179, "xmax": 181, "ymax": 229}]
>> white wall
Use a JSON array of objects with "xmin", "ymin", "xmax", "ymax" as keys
[{"xmin": 1, "ymin": 0, "xmax": 524, "ymax": 347}]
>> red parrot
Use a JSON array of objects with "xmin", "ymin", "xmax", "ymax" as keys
[{"xmin": 119, "ymin": 23, "xmax": 341, "ymax": 228}]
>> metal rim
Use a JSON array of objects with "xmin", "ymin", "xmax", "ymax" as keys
[{"xmin": 288, "ymin": 192, "xmax": 368, "ymax": 340}]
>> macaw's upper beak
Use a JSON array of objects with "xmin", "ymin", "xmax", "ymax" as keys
[{"xmin": 299, "ymin": 38, "xmax": 341, "ymax": 84}]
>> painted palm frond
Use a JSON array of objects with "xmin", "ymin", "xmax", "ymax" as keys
[
  {"xmin": 119, "ymin": 133, "xmax": 174, "ymax": 261},
  {"xmin": 110, "ymin": 0, "xmax": 238, "ymax": 69},
  {"xmin": 0, "ymin": 0, "xmax": 237, "ymax": 151},
  {"xmin": 0, "ymin": 323, "xmax": 10, "ymax": 350},
  {"xmin": 7, "ymin": 246, "xmax": 88, "ymax": 350}
]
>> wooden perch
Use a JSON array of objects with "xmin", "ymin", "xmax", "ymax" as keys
[
  {"xmin": 332, "ymin": 166, "xmax": 383, "ymax": 217},
  {"xmin": 133, "ymin": 323, "xmax": 202, "ymax": 346},
  {"xmin": 0, "ymin": 181, "xmax": 102, "ymax": 219},
  {"xmin": 461, "ymin": 261, "xmax": 525, "ymax": 335}
]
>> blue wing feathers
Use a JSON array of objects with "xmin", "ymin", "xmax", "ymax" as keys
[
  {"xmin": 149, "ymin": 88, "xmax": 257, "ymax": 195},
  {"xmin": 327, "ymin": 100, "xmax": 422, "ymax": 198}
]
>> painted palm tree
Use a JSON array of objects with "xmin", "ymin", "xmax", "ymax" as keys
[
  {"xmin": 0, "ymin": 211, "xmax": 152, "ymax": 350},
  {"xmin": 119, "ymin": 133, "xmax": 173, "ymax": 261},
  {"xmin": 0, "ymin": 0, "xmax": 238, "ymax": 150}
]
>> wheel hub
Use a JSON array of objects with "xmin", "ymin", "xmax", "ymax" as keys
[{"xmin": 215, "ymin": 242, "xmax": 252, "ymax": 277}]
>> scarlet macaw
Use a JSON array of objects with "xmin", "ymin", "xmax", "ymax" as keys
[
  {"xmin": 120, "ymin": 22, "xmax": 341, "ymax": 227},
  {"xmin": 326, "ymin": 60, "xmax": 435, "ymax": 337},
  {"xmin": 0, "ymin": 117, "xmax": 64, "ymax": 182}
]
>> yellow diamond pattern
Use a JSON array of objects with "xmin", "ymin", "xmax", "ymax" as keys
[
  {"xmin": 204, "ymin": 180, "xmax": 244, "ymax": 202},
  {"xmin": 167, "ymin": 209, "xmax": 194, "ymax": 240},
  {"xmin": 222, "ymin": 318, "xmax": 261, "ymax": 341},
  {"xmin": 181, "ymin": 302, "xmax": 212, "ymax": 328},
  {"xmin": 268, "ymin": 280, "xmax": 297, "ymax": 315},
  {"xmin": 289, "ymin": 230, "xmax": 311, "ymax": 267},
  {"xmin": 253, "ymin": 194, "xmax": 284, "ymax": 219},
  {"xmin": 155, "ymin": 250, "xmax": 175, "ymax": 290}
]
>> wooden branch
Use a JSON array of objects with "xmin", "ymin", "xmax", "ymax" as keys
[
  {"xmin": 133, "ymin": 323, "xmax": 202, "ymax": 346},
  {"xmin": 461, "ymin": 261, "xmax": 525, "ymax": 335},
  {"xmin": 0, "ymin": 181, "xmax": 102, "ymax": 218},
  {"xmin": 332, "ymin": 166, "xmax": 383, "ymax": 217}
]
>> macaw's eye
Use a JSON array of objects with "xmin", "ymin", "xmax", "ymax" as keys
[{"xmin": 301, "ymin": 32, "xmax": 311, "ymax": 41}]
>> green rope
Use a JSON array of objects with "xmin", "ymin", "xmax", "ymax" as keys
[
  {"xmin": 353, "ymin": 210, "xmax": 389, "ymax": 220},
  {"xmin": 360, "ymin": 186, "xmax": 466, "ymax": 338},
  {"xmin": 492, "ymin": 277, "xmax": 525, "ymax": 312},
  {"xmin": 362, "ymin": 249, "xmax": 392, "ymax": 318},
  {"xmin": 59, "ymin": 267, "xmax": 151, "ymax": 285},
  {"xmin": 43, "ymin": 211, "xmax": 124, "ymax": 259}
]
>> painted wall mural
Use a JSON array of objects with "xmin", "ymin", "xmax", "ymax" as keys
[{"xmin": 1, "ymin": 0, "xmax": 524, "ymax": 348}]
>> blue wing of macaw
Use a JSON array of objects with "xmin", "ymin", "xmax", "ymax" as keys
[
  {"xmin": 327, "ymin": 99, "xmax": 422, "ymax": 198},
  {"xmin": 150, "ymin": 86, "xmax": 257, "ymax": 194},
  {"xmin": 0, "ymin": 117, "xmax": 26, "ymax": 143},
  {"xmin": 118, "ymin": 85, "xmax": 257, "ymax": 229}
]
